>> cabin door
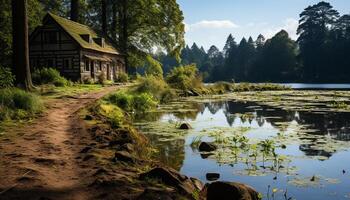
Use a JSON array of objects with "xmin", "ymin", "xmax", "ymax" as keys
[{"xmin": 90, "ymin": 60, "xmax": 95, "ymax": 79}]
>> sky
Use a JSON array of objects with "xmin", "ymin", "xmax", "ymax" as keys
[{"xmin": 177, "ymin": 0, "xmax": 350, "ymax": 50}]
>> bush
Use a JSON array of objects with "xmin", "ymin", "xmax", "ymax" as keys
[
  {"xmin": 32, "ymin": 68, "xmax": 70, "ymax": 87},
  {"xmin": 106, "ymin": 91, "xmax": 158, "ymax": 113},
  {"xmin": 97, "ymin": 103, "xmax": 124, "ymax": 128},
  {"xmin": 97, "ymin": 72, "xmax": 106, "ymax": 85},
  {"xmin": 0, "ymin": 66, "xmax": 14, "ymax": 88},
  {"xmin": 107, "ymin": 92, "xmax": 133, "ymax": 111},
  {"xmin": 132, "ymin": 93, "xmax": 158, "ymax": 113},
  {"xmin": 135, "ymin": 75, "xmax": 175, "ymax": 103},
  {"xmin": 0, "ymin": 88, "xmax": 43, "ymax": 120},
  {"xmin": 116, "ymin": 72, "xmax": 129, "ymax": 83},
  {"xmin": 166, "ymin": 64, "xmax": 203, "ymax": 91}
]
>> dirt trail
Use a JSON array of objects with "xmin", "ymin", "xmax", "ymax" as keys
[{"xmin": 0, "ymin": 86, "xmax": 119, "ymax": 200}]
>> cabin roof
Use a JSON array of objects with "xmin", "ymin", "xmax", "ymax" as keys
[{"xmin": 47, "ymin": 12, "xmax": 120, "ymax": 55}]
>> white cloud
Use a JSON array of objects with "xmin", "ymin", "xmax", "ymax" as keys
[
  {"xmin": 262, "ymin": 18, "xmax": 299, "ymax": 40},
  {"xmin": 186, "ymin": 20, "xmax": 239, "ymax": 31}
]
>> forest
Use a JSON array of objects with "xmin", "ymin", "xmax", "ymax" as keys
[{"xmin": 159, "ymin": 2, "xmax": 350, "ymax": 83}]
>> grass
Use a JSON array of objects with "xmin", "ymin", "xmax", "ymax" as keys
[{"xmin": 0, "ymin": 88, "xmax": 44, "ymax": 121}]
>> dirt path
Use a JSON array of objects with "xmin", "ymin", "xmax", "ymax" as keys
[{"xmin": 0, "ymin": 86, "xmax": 119, "ymax": 200}]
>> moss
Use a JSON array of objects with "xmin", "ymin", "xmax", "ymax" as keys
[{"xmin": 48, "ymin": 13, "xmax": 119, "ymax": 54}]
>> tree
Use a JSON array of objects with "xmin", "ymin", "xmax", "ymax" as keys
[
  {"xmin": 101, "ymin": 0, "xmax": 107, "ymax": 35},
  {"xmin": 114, "ymin": 0, "xmax": 185, "ymax": 74},
  {"xmin": 254, "ymin": 30, "xmax": 298, "ymax": 82},
  {"xmin": 70, "ymin": 0, "xmax": 79, "ymax": 22},
  {"xmin": 256, "ymin": 34, "xmax": 266, "ymax": 51},
  {"xmin": 297, "ymin": 1, "xmax": 339, "ymax": 81},
  {"xmin": 223, "ymin": 34, "xmax": 235, "ymax": 57},
  {"xmin": 11, "ymin": 0, "xmax": 33, "ymax": 90}
]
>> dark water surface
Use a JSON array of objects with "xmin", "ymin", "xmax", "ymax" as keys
[{"xmin": 135, "ymin": 100, "xmax": 350, "ymax": 200}]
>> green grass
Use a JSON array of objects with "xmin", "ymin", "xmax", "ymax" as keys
[{"xmin": 0, "ymin": 88, "xmax": 44, "ymax": 121}]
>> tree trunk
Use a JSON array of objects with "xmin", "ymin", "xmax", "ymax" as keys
[
  {"xmin": 12, "ymin": 0, "xmax": 33, "ymax": 91},
  {"xmin": 102, "ymin": 0, "xmax": 107, "ymax": 35},
  {"xmin": 70, "ymin": 0, "xmax": 79, "ymax": 22},
  {"xmin": 111, "ymin": 2, "xmax": 117, "ymax": 41},
  {"xmin": 118, "ymin": 0, "xmax": 131, "ymax": 74}
]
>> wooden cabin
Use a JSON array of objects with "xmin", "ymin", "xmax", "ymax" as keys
[{"xmin": 29, "ymin": 12, "xmax": 125, "ymax": 82}]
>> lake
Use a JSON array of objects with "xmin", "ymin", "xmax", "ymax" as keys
[{"xmin": 134, "ymin": 91, "xmax": 350, "ymax": 200}]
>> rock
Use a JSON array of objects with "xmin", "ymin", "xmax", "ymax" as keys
[
  {"xmin": 80, "ymin": 146, "xmax": 92, "ymax": 153},
  {"xmin": 84, "ymin": 115, "xmax": 93, "ymax": 120},
  {"xmin": 137, "ymin": 187, "xmax": 175, "ymax": 200},
  {"xmin": 202, "ymin": 181, "xmax": 260, "ymax": 200},
  {"xmin": 140, "ymin": 167, "xmax": 204, "ymax": 196},
  {"xmin": 199, "ymin": 142, "xmax": 217, "ymax": 152},
  {"xmin": 179, "ymin": 123, "xmax": 192, "ymax": 130},
  {"xmin": 114, "ymin": 151, "xmax": 135, "ymax": 163},
  {"xmin": 206, "ymin": 173, "xmax": 220, "ymax": 181}
]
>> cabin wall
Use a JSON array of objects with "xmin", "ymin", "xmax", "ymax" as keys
[
  {"xmin": 81, "ymin": 49, "xmax": 126, "ymax": 82},
  {"xmin": 29, "ymin": 18, "xmax": 81, "ymax": 81}
]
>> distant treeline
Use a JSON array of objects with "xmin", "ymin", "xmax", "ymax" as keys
[{"xmin": 158, "ymin": 1, "xmax": 350, "ymax": 83}]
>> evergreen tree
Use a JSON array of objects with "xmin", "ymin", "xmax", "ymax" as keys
[
  {"xmin": 223, "ymin": 34, "xmax": 235, "ymax": 57},
  {"xmin": 297, "ymin": 1, "xmax": 339, "ymax": 81}
]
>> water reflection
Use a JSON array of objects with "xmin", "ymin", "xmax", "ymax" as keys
[
  {"xmin": 135, "ymin": 99, "xmax": 350, "ymax": 200},
  {"xmin": 138, "ymin": 100, "xmax": 350, "ymax": 162}
]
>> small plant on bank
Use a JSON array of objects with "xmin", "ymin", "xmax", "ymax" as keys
[
  {"xmin": 0, "ymin": 66, "xmax": 14, "ymax": 88},
  {"xmin": 116, "ymin": 72, "xmax": 129, "ymax": 83}
]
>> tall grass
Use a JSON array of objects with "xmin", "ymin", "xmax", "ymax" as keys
[
  {"xmin": 0, "ymin": 88, "xmax": 44, "ymax": 120},
  {"xmin": 32, "ymin": 68, "xmax": 71, "ymax": 87}
]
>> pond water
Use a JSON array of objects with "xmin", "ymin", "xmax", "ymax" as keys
[
  {"xmin": 134, "ymin": 98, "xmax": 350, "ymax": 200},
  {"xmin": 279, "ymin": 83, "xmax": 350, "ymax": 90}
]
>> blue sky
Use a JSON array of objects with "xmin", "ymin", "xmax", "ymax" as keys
[{"xmin": 177, "ymin": 0, "xmax": 350, "ymax": 50}]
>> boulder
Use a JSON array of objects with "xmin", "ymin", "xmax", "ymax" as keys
[
  {"xmin": 199, "ymin": 142, "xmax": 217, "ymax": 152},
  {"xmin": 114, "ymin": 151, "xmax": 135, "ymax": 163},
  {"xmin": 84, "ymin": 115, "xmax": 93, "ymax": 120},
  {"xmin": 202, "ymin": 181, "xmax": 260, "ymax": 200},
  {"xmin": 179, "ymin": 123, "xmax": 192, "ymax": 130},
  {"xmin": 140, "ymin": 167, "xmax": 204, "ymax": 196},
  {"xmin": 206, "ymin": 173, "xmax": 220, "ymax": 181}
]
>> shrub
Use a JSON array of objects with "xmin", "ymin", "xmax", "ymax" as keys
[
  {"xmin": 107, "ymin": 92, "xmax": 133, "ymax": 111},
  {"xmin": 0, "ymin": 88, "xmax": 43, "ymax": 120},
  {"xmin": 106, "ymin": 91, "xmax": 158, "ymax": 113},
  {"xmin": 97, "ymin": 72, "xmax": 106, "ymax": 85},
  {"xmin": 166, "ymin": 64, "xmax": 203, "ymax": 91},
  {"xmin": 97, "ymin": 103, "xmax": 124, "ymax": 128},
  {"xmin": 135, "ymin": 75, "xmax": 175, "ymax": 103},
  {"xmin": 32, "ymin": 68, "xmax": 70, "ymax": 87},
  {"xmin": 145, "ymin": 55, "xmax": 163, "ymax": 77},
  {"xmin": 116, "ymin": 72, "xmax": 129, "ymax": 83},
  {"xmin": 132, "ymin": 93, "xmax": 158, "ymax": 113},
  {"xmin": 0, "ymin": 66, "xmax": 14, "ymax": 88}
]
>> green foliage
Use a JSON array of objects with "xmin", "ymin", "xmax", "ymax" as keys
[
  {"xmin": 135, "ymin": 75, "xmax": 175, "ymax": 103},
  {"xmin": 32, "ymin": 68, "xmax": 70, "ymax": 87},
  {"xmin": 97, "ymin": 103, "xmax": 124, "ymax": 128},
  {"xmin": 145, "ymin": 55, "xmax": 163, "ymax": 77},
  {"xmin": 115, "ymin": 72, "xmax": 129, "ymax": 83},
  {"xmin": 166, "ymin": 64, "xmax": 203, "ymax": 91},
  {"xmin": 132, "ymin": 93, "xmax": 158, "ymax": 113},
  {"xmin": 0, "ymin": 66, "xmax": 14, "ymax": 88},
  {"xmin": 0, "ymin": 88, "xmax": 43, "ymax": 120},
  {"xmin": 106, "ymin": 91, "xmax": 158, "ymax": 113},
  {"xmin": 107, "ymin": 92, "xmax": 133, "ymax": 111},
  {"xmin": 97, "ymin": 72, "xmax": 106, "ymax": 85}
]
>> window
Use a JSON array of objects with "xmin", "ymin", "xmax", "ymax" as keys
[
  {"xmin": 99, "ymin": 61, "xmax": 102, "ymax": 71},
  {"xmin": 47, "ymin": 59, "xmax": 55, "ymax": 68},
  {"xmin": 85, "ymin": 60, "xmax": 90, "ymax": 71},
  {"xmin": 63, "ymin": 58, "xmax": 72, "ymax": 69},
  {"xmin": 44, "ymin": 31, "xmax": 58, "ymax": 44}
]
